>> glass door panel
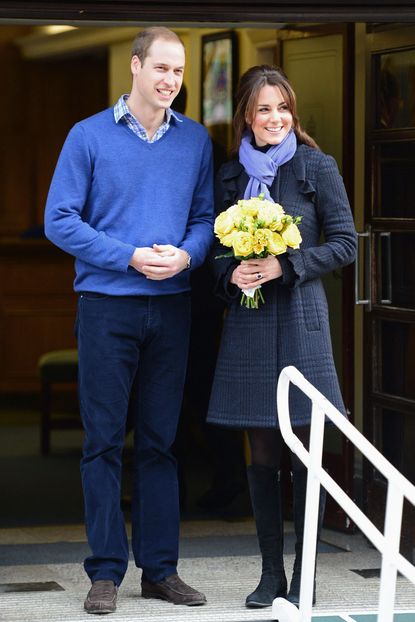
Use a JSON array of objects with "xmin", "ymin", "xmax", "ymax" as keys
[
  {"xmin": 375, "ymin": 48, "xmax": 415, "ymax": 130},
  {"xmin": 373, "ymin": 141, "xmax": 415, "ymax": 218},
  {"xmin": 368, "ymin": 406, "xmax": 415, "ymax": 559},
  {"xmin": 374, "ymin": 231, "xmax": 415, "ymax": 309},
  {"xmin": 379, "ymin": 320, "xmax": 415, "ymax": 399},
  {"xmin": 373, "ymin": 405, "xmax": 415, "ymax": 484}
]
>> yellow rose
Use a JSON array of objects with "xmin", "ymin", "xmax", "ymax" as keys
[
  {"xmin": 238, "ymin": 200, "xmax": 259, "ymax": 217},
  {"xmin": 282, "ymin": 223, "xmax": 302, "ymax": 249},
  {"xmin": 267, "ymin": 231, "xmax": 287, "ymax": 255},
  {"xmin": 214, "ymin": 210, "xmax": 235, "ymax": 237},
  {"xmin": 232, "ymin": 231, "xmax": 254, "ymax": 257},
  {"xmin": 254, "ymin": 228, "xmax": 270, "ymax": 243},
  {"xmin": 257, "ymin": 203, "xmax": 284, "ymax": 227},
  {"xmin": 220, "ymin": 230, "xmax": 237, "ymax": 247},
  {"xmin": 257, "ymin": 205, "xmax": 274, "ymax": 227},
  {"xmin": 253, "ymin": 228, "xmax": 273, "ymax": 254},
  {"xmin": 253, "ymin": 241, "xmax": 265, "ymax": 254},
  {"xmin": 269, "ymin": 217, "xmax": 284, "ymax": 232},
  {"xmin": 237, "ymin": 215, "xmax": 255, "ymax": 233},
  {"xmin": 226, "ymin": 204, "xmax": 240, "ymax": 219}
]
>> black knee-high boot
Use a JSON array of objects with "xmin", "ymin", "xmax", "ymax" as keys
[
  {"xmin": 245, "ymin": 464, "xmax": 287, "ymax": 608},
  {"xmin": 287, "ymin": 469, "xmax": 326, "ymax": 607}
]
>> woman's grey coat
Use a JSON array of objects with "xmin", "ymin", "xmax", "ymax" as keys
[{"xmin": 207, "ymin": 144, "xmax": 357, "ymax": 429}]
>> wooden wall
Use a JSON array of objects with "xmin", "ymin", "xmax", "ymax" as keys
[
  {"xmin": 28, "ymin": 49, "xmax": 109, "ymax": 226},
  {"xmin": 0, "ymin": 27, "xmax": 108, "ymax": 392},
  {"xmin": 0, "ymin": 240, "xmax": 77, "ymax": 392},
  {"xmin": 0, "ymin": 27, "xmax": 34, "ymax": 236},
  {"xmin": 0, "ymin": 28, "xmax": 108, "ymax": 235}
]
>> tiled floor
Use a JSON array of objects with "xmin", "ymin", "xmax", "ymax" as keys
[{"xmin": 1, "ymin": 520, "xmax": 414, "ymax": 622}]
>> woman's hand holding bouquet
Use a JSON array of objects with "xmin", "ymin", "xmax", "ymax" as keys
[{"xmin": 214, "ymin": 193, "xmax": 302, "ymax": 309}]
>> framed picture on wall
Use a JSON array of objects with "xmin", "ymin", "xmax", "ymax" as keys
[{"xmin": 201, "ymin": 31, "xmax": 238, "ymax": 159}]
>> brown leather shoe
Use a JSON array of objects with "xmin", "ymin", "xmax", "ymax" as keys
[
  {"xmin": 84, "ymin": 580, "xmax": 117, "ymax": 614},
  {"xmin": 141, "ymin": 573, "xmax": 206, "ymax": 606}
]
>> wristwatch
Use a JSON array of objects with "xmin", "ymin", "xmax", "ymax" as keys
[{"xmin": 184, "ymin": 251, "xmax": 192, "ymax": 270}]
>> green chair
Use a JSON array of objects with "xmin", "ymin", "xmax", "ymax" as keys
[{"xmin": 38, "ymin": 349, "xmax": 80, "ymax": 455}]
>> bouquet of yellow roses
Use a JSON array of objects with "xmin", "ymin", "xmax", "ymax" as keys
[{"xmin": 214, "ymin": 193, "xmax": 302, "ymax": 309}]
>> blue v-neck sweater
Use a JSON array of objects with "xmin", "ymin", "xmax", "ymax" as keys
[{"xmin": 45, "ymin": 107, "xmax": 214, "ymax": 295}]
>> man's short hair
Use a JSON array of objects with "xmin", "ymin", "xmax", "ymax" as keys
[{"xmin": 131, "ymin": 27, "xmax": 184, "ymax": 64}]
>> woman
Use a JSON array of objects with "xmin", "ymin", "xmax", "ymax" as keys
[{"xmin": 207, "ymin": 65, "xmax": 357, "ymax": 608}]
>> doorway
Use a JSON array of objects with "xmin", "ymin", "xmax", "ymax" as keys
[{"xmin": 0, "ymin": 21, "xmax": 358, "ymax": 529}]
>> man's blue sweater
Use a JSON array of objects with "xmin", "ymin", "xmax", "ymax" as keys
[{"xmin": 45, "ymin": 107, "xmax": 214, "ymax": 295}]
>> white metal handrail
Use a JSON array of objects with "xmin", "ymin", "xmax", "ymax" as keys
[{"xmin": 272, "ymin": 365, "xmax": 415, "ymax": 622}]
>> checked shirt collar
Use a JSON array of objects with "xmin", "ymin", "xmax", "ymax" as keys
[{"xmin": 113, "ymin": 94, "xmax": 182, "ymax": 143}]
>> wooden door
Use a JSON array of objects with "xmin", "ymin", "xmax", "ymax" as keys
[{"xmin": 361, "ymin": 25, "xmax": 415, "ymax": 559}]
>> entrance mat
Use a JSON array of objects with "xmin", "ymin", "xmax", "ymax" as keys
[
  {"xmin": 0, "ymin": 581, "xmax": 64, "ymax": 593},
  {"xmin": 350, "ymin": 568, "xmax": 404, "ymax": 579},
  {"xmin": 0, "ymin": 532, "xmax": 343, "ymax": 566}
]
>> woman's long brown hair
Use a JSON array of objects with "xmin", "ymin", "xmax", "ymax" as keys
[{"xmin": 231, "ymin": 64, "xmax": 319, "ymax": 155}]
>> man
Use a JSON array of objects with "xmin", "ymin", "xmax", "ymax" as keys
[{"xmin": 45, "ymin": 27, "xmax": 214, "ymax": 614}]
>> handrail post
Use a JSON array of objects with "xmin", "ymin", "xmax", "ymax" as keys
[
  {"xmin": 378, "ymin": 485, "xmax": 404, "ymax": 622},
  {"xmin": 299, "ymin": 402, "xmax": 325, "ymax": 622}
]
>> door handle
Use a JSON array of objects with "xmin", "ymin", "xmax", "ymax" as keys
[
  {"xmin": 380, "ymin": 232, "xmax": 392, "ymax": 305},
  {"xmin": 355, "ymin": 227, "xmax": 372, "ymax": 309}
]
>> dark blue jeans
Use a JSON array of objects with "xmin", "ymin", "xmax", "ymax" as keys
[{"xmin": 76, "ymin": 292, "xmax": 191, "ymax": 586}]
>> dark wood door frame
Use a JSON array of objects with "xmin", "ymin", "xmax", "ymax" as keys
[
  {"xmin": 1, "ymin": 1, "xmax": 415, "ymax": 24},
  {"xmin": 363, "ymin": 24, "xmax": 415, "ymax": 558}
]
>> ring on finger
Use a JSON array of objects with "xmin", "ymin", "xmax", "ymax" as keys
[{"xmin": 256, "ymin": 272, "xmax": 263, "ymax": 280}]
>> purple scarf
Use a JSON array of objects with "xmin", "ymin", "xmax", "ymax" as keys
[{"xmin": 239, "ymin": 129, "xmax": 297, "ymax": 200}]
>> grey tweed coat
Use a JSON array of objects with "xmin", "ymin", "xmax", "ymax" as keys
[{"xmin": 206, "ymin": 144, "xmax": 357, "ymax": 429}]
